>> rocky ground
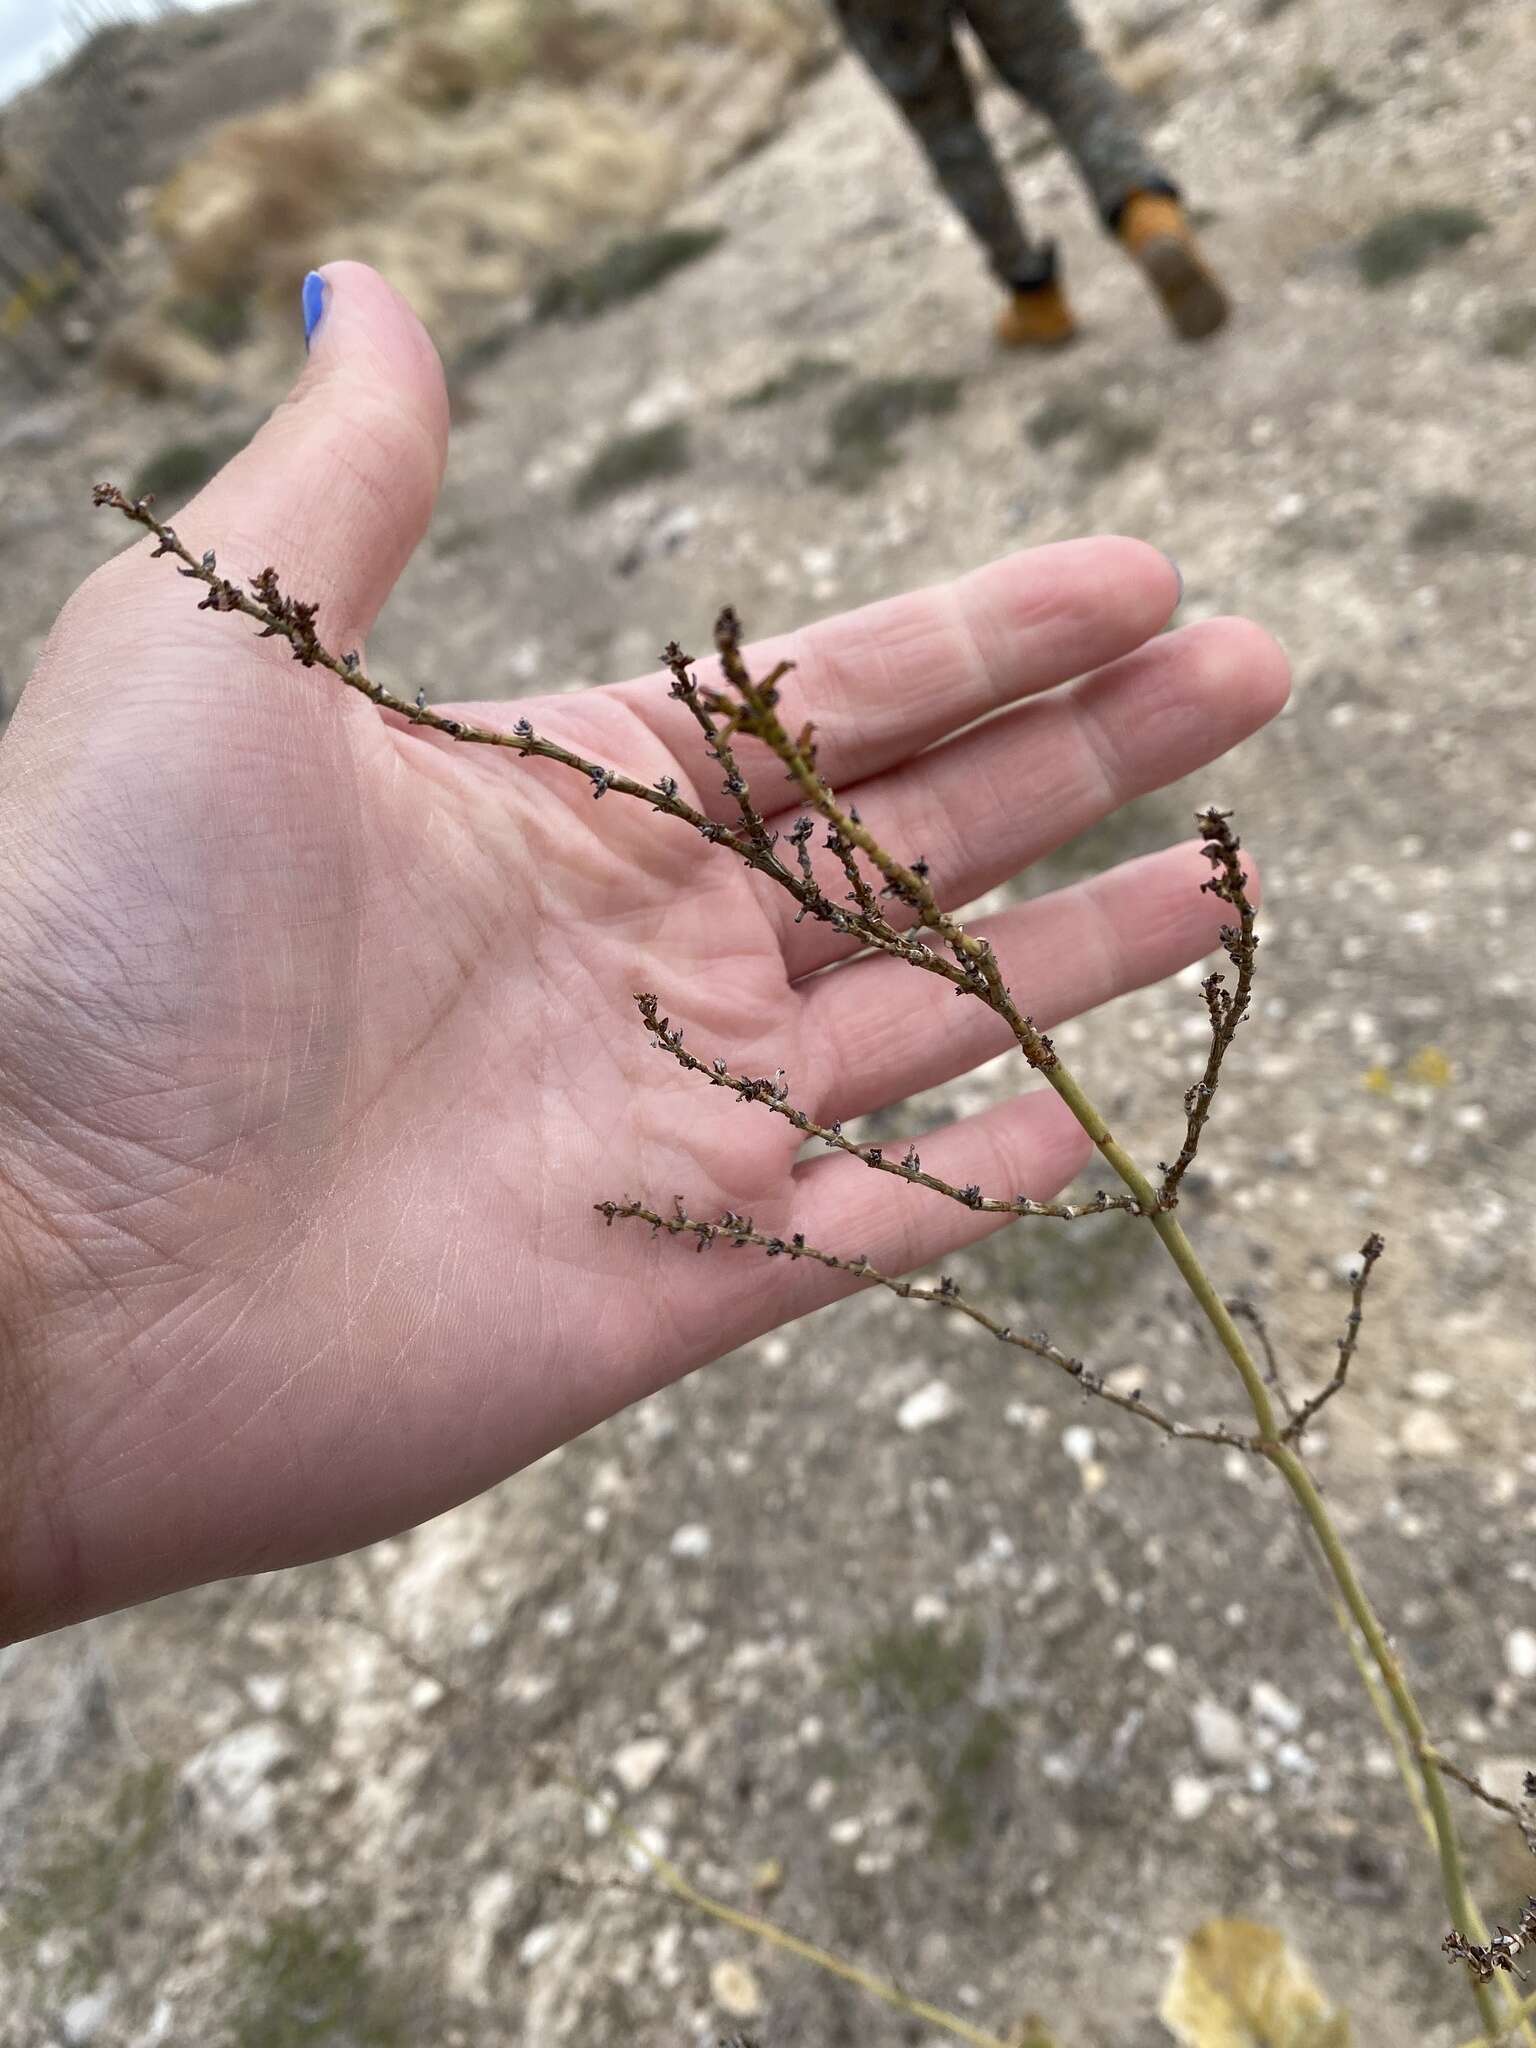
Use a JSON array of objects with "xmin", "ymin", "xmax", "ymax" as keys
[{"xmin": 3, "ymin": 0, "xmax": 1536, "ymax": 2042}]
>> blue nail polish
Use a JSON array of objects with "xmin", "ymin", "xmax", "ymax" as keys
[
  {"xmin": 301, "ymin": 271, "xmax": 327, "ymax": 349},
  {"xmin": 1163, "ymin": 552, "xmax": 1184, "ymax": 606}
]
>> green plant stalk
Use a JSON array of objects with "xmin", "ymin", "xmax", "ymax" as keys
[
  {"xmin": 1322, "ymin": 1580, "xmax": 1536, "ymax": 2048},
  {"xmin": 1041, "ymin": 1056, "xmax": 1499, "ymax": 2042},
  {"xmin": 1462, "ymin": 1990, "xmax": 1536, "ymax": 2048},
  {"xmin": 1325, "ymin": 1581, "xmax": 1437, "ymax": 1854}
]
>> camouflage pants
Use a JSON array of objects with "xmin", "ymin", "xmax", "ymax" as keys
[{"xmin": 830, "ymin": 0, "xmax": 1174, "ymax": 287}]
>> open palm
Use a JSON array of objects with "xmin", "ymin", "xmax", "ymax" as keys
[{"xmin": 0, "ymin": 267, "xmax": 1287, "ymax": 1639}]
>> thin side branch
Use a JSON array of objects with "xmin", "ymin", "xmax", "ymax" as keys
[
  {"xmin": 604, "ymin": 1806, "xmax": 1018, "ymax": 2048},
  {"xmin": 1228, "ymin": 1297, "xmax": 1294, "ymax": 1422},
  {"xmin": 635, "ymin": 994, "xmax": 1141, "ymax": 1221},
  {"xmin": 1159, "ymin": 808, "xmax": 1258, "ymax": 1205},
  {"xmin": 1430, "ymin": 1753, "xmax": 1536, "ymax": 1857},
  {"xmin": 1282, "ymin": 1234, "xmax": 1386, "ymax": 1443},
  {"xmin": 597, "ymin": 1197, "xmax": 1254, "ymax": 1449}
]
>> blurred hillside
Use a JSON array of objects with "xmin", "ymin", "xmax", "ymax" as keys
[{"xmin": 0, "ymin": 0, "xmax": 832, "ymax": 400}]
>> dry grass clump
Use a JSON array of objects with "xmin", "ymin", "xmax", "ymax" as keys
[{"xmin": 111, "ymin": 0, "xmax": 830, "ymax": 394}]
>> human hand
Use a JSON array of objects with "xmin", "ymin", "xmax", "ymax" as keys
[{"xmin": 0, "ymin": 265, "xmax": 1288, "ymax": 1639}]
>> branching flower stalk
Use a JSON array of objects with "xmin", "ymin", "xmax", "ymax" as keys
[{"xmin": 95, "ymin": 484, "xmax": 1528, "ymax": 2042}]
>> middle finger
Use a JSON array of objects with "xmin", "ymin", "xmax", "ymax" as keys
[{"xmin": 772, "ymin": 615, "xmax": 1288, "ymax": 982}]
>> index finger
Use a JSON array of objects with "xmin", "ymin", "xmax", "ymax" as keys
[{"xmin": 607, "ymin": 536, "xmax": 1180, "ymax": 812}]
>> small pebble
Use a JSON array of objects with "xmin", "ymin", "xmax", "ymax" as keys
[
  {"xmin": 710, "ymin": 1959, "xmax": 764, "ymax": 2019},
  {"xmin": 520, "ymin": 1925, "xmax": 561, "ymax": 1968},
  {"xmin": 244, "ymin": 1674, "xmax": 288, "ymax": 1715},
  {"xmin": 897, "ymin": 1380, "xmax": 960, "ymax": 1432},
  {"xmin": 1399, "ymin": 1408, "xmax": 1462, "ymax": 1460},
  {"xmin": 1505, "ymin": 1628, "xmax": 1536, "ymax": 1681},
  {"xmin": 1409, "ymin": 1369, "xmax": 1455, "ymax": 1403},
  {"xmin": 611, "ymin": 1736, "xmax": 671, "ymax": 1795},
  {"xmin": 1171, "ymin": 1773, "xmax": 1214, "ymax": 1821},
  {"xmin": 1250, "ymin": 1680, "xmax": 1303, "ymax": 1734},
  {"xmin": 1191, "ymin": 1698, "xmax": 1247, "ymax": 1768},
  {"xmin": 1061, "ymin": 1425, "xmax": 1096, "ymax": 1466},
  {"xmin": 60, "ymin": 1990, "xmax": 114, "ymax": 2046},
  {"xmin": 670, "ymin": 1523, "xmax": 712, "ymax": 1559}
]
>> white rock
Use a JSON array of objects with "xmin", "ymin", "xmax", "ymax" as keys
[
  {"xmin": 1191, "ymin": 1698, "xmax": 1247, "ymax": 1768},
  {"xmin": 1143, "ymin": 1643, "xmax": 1177, "ymax": 1678},
  {"xmin": 611, "ymin": 1736, "xmax": 671, "ymax": 1795},
  {"xmin": 519, "ymin": 1923, "xmax": 562, "ymax": 1968},
  {"xmin": 1410, "ymin": 1368, "xmax": 1456, "ymax": 1403},
  {"xmin": 1170, "ymin": 1773, "xmax": 1214, "ymax": 1821},
  {"xmin": 829, "ymin": 1815, "xmax": 863, "ymax": 1845},
  {"xmin": 410, "ymin": 1676, "xmax": 446, "ymax": 1713},
  {"xmin": 1061, "ymin": 1425, "xmax": 1096, "ymax": 1466},
  {"xmin": 1399, "ymin": 1407, "xmax": 1462, "ymax": 1460},
  {"xmin": 1505, "ymin": 1628, "xmax": 1536, "ymax": 1681},
  {"xmin": 1250, "ymin": 1680, "xmax": 1303, "ymax": 1735},
  {"xmin": 182, "ymin": 1723, "xmax": 295, "ymax": 1836},
  {"xmin": 897, "ymin": 1380, "xmax": 960, "ymax": 1433},
  {"xmin": 651, "ymin": 1923, "xmax": 683, "ymax": 1988},
  {"xmin": 1275, "ymin": 1739, "xmax": 1317, "ymax": 1777},
  {"xmin": 1005, "ymin": 1400, "xmax": 1049, "ymax": 1432},
  {"xmin": 61, "ymin": 1989, "xmax": 114, "ymax": 2045},
  {"xmin": 244, "ymin": 1674, "xmax": 289, "ymax": 1715},
  {"xmin": 710, "ymin": 1959, "xmax": 764, "ymax": 2018},
  {"xmin": 670, "ymin": 1522, "xmax": 712, "ymax": 1558},
  {"xmin": 1476, "ymin": 1757, "xmax": 1533, "ymax": 1804},
  {"xmin": 131, "ymin": 1999, "xmax": 174, "ymax": 2047},
  {"xmin": 623, "ymin": 1823, "xmax": 669, "ymax": 1873},
  {"xmin": 450, "ymin": 1872, "xmax": 518, "ymax": 2000}
]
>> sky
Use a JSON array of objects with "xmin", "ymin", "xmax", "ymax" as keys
[{"xmin": 0, "ymin": 0, "xmax": 237, "ymax": 105}]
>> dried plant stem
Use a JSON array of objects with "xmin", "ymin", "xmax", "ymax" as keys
[
  {"xmin": 96, "ymin": 486, "xmax": 1507, "ymax": 2042},
  {"xmin": 600, "ymin": 1198, "xmax": 1251, "ymax": 1447},
  {"xmin": 608, "ymin": 1811, "xmax": 1018, "ymax": 2048},
  {"xmin": 1282, "ymin": 1233, "xmax": 1386, "ymax": 1443}
]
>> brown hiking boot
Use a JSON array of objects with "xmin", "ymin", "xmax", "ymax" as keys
[
  {"xmin": 996, "ymin": 276, "xmax": 1078, "ymax": 349},
  {"xmin": 1117, "ymin": 191, "xmax": 1230, "ymax": 341}
]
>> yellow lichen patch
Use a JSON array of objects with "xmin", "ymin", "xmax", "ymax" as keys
[{"xmin": 1405, "ymin": 1044, "xmax": 1454, "ymax": 1087}]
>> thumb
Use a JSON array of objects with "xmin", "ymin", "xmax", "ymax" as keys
[{"xmin": 170, "ymin": 260, "xmax": 449, "ymax": 654}]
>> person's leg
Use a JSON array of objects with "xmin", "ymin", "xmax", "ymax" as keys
[
  {"xmin": 831, "ymin": 0, "xmax": 1075, "ymax": 344},
  {"xmin": 961, "ymin": 0, "xmax": 1229, "ymax": 338}
]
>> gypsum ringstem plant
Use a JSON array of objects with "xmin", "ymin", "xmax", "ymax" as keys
[{"xmin": 94, "ymin": 481, "xmax": 1531, "ymax": 2044}]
